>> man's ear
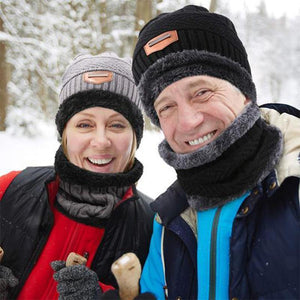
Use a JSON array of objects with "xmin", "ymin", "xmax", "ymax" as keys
[{"xmin": 244, "ymin": 97, "xmax": 251, "ymax": 105}]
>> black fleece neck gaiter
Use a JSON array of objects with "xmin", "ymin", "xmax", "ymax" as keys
[{"xmin": 159, "ymin": 103, "xmax": 283, "ymax": 210}]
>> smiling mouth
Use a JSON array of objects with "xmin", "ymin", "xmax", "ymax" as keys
[
  {"xmin": 187, "ymin": 131, "xmax": 216, "ymax": 146},
  {"xmin": 87, "ymin": 157, "xmax": 113, "ymax": 166}
]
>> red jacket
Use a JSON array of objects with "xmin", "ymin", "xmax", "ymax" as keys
[{"xmin": 0, "ymin": 168, "xmax": 153, "ymax": 299}]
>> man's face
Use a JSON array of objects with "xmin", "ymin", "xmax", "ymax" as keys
[{"xmin": 154, "ymin": 75, "xmax": 250, "ymax": 154}]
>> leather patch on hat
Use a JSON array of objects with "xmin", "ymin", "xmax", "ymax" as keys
[
  {"xmin": 83, "ymin": 71, "xmax": 113, "ymax": 84},
  {"xmin": 144, "ymin": 30, "xmax": 178, "ymax": 56}
]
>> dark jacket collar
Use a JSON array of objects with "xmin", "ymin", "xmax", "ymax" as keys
[
  {"xmin": 151, "ymin": 170, "xmax": 279, "ymax": 226},
  {"xmin": 150, "ymin": 180, "xmax": 188, "ymax": 225}
]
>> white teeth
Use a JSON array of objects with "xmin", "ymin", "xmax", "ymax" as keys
[
  {"xmin": 88, "ymin": 158, "xmax": 112, "ymax": 165},
  {"xmin": 188, "ymin": 132, "xmax": 215, "ymax": 146}
]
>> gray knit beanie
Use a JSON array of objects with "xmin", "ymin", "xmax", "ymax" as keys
[{"xmin": 56, "ymin": 52, "xmax": 143, "ymax": 147}]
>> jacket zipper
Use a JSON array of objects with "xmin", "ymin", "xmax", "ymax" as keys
[{"xmin": 208, "ymin": 206, "xmax": 222, "ymax": 300}]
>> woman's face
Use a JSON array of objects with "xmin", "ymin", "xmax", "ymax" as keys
[{"xmin": 64, "ymin": 107, "xmax": 134, "ymax": 173}]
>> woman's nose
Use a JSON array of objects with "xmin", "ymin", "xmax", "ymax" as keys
[{"xmin": 90, "ymin": 129, "xmax": 111, "ymax": 148}]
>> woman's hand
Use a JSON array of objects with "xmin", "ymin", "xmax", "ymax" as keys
[
  {"xmin": 0, "ymin": 247, "xmax": 19, "ymax": 300},
  {"xmin": 0, "ymin": 265, "xmax": 19, "ymax": 300},
  {"xmin": 51, "ymin": 260, "xmax": 101, "ymax": 300}
]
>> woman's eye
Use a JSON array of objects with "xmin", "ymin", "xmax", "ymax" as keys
[
  {"xmin": 110, "ymin": 123, "xmax": 126, "ymax": 129},
  {"xmin": 77, "ymin": 123, "xmax": 91, "ymax": 128}
]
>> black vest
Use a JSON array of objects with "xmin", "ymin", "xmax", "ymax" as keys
[
  {"xmin": 0, "ymin": 167, "xmax": 154, "ymax": 299},
  {"xmin": 1, "ymin": 167, "xmax": 55, "ymax": 298}
]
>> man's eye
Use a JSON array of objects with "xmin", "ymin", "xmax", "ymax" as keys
[
  {"xmin": 195, "ymin": 89, "xmax": 213, "ymax": 101},
  {"xmin": 159, "ymin": 105, "xmax": 172, "ymax": 113},
  {"xmin": 197, "ymin": 89, "xmax": 209, "ymax": 96}
]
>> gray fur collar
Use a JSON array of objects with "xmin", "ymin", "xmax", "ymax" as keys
[
  {"xmin": 181, "ymin": 117, "xmax": 283, "ymax": 211},
  {"xmin": 159, "ymin": 102, "xmax": 260, "ymax": 169}
]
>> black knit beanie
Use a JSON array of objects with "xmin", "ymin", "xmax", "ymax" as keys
[
  {"xmin": 132, "ymin": 5, "xmax": 256, "ymax": 126},
  {"xmin": 56, "ymin": 52, "xmax": 144, "ymax": 147}
]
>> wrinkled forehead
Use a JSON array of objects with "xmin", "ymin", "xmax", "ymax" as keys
[{"xmin": 154, "ymin": 75, "xmax": 242, "ymax": 104}]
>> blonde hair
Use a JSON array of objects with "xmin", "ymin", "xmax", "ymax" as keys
[
  {"xmin": 61, "ymin": 129, "xmax": 137, "ymax": 173},
  {"xmin": 124, "ymin": 132, "xmax": 137, "ymax": 172}
]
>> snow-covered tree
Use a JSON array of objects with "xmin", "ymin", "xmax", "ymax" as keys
[{"xmin": 0, "ymin": 0, "xmax": 299, "ymax": 136}]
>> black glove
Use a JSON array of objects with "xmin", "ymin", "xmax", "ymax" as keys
[
  {"xmin": 51, "ymin": 261, "xmax": 102, "ymax": 300},
  {"xmin": 100, "ymin": 290, "xmax": 156, "ymax": 300},
  {"xmin": 0, "ymin": 265, "xmax": 19, "ymax": 300}
]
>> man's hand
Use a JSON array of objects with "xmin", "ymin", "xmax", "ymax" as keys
[{"xmin": 51, "ymin": 260, "xmax": 101, "ymax": 300}]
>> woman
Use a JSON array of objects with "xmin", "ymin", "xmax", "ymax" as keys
[{"xmin": 0, "ymin": 53, "xmax": 154, "ymax": 299}]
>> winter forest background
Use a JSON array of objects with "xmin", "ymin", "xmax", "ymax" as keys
[{"xmin": 0, "ymin": 0, "xmax": 300, "ymax": 198}]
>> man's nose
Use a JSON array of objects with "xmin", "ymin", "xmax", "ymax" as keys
[{"xmin": 177, "ymin": 103, "xmax": 204, "ymax": 132}]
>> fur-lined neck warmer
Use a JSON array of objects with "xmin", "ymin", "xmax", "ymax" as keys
[{"xmin": 159, "ymin": 103, "xmax": 283, "ymax": 211}]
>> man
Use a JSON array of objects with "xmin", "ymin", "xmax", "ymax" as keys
[{"xmin": 132, "ymin": 5, "xmax": 300, "ymax": 300}]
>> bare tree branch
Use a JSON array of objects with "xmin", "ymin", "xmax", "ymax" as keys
[{"xmin": 209, "ymin": 0, "xmax": 218, "ymax": 12}]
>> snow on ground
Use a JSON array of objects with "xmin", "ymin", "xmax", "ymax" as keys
[{"xmin": 0, "ymin": 125, "xmax": 176, "ymax": 199}]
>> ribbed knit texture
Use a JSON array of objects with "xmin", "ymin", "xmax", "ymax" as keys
[
  {"xmin": 60, "ymin": 53, "xmax": 140, "ymax": 109},
  {"xmin": 132, "ymin": 5, "xmax": 256, "ymax": 127},
  {"xmin": 133, "ymin": 5, "xmax": 251, "ymax": 85},
  {"xmin": 54, "ymin": 146, "xmax": 143, "ymax": 225},
  {"xmin": 55, "ymin": 52, "xmax": 144, "ymax": 146},
  {"xmin": 56, "ymin": 180, "xmax": 129, "ymax": 223}
]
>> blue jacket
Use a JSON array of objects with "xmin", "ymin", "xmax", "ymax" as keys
[{"xmin": 140, "ymin": 105, "xmax": 300, "ymax": 300}]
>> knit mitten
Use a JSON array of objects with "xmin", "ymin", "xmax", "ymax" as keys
[
  {"xmin": 51, "ymin": 261, "xmax": 101, "ymax": 300},
  {"xmin": 0, "ymin": 265, "xmax": 19, "ymax": 300}
]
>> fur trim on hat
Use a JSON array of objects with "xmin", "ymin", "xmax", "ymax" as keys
[
  {"xmin": 139, "ymin": 49, "xmax": 256, "ymax": 127},
  {"xmin": 55, "ymin": 89, "xmax": 144, "ymax": 147}
]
